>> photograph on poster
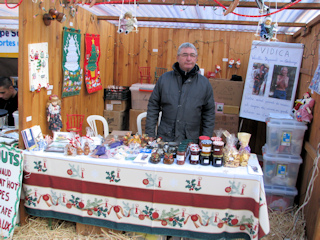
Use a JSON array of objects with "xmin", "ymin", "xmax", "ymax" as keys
[
  {"xmin": 251, "ymin": 63, "xmax": 270, "ymax": 96},
  {"xmin": 268, "ymin": 65, "xmax": 297, "ymax": 101}
]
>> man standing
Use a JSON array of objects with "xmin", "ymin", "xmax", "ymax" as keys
[
  {"xmin": 0, "ymin": 76, "xmax": 18, "ymax": 126},
  {"xmin": 146, "ymin": 42, "xmax": 215, "ymax": 142}
]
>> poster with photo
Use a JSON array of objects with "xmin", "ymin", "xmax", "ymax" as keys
[
  {"xmin": 28, "ymin": 42, "xmax": 49, "ymax": 92},
  {"xmin": 239, "ymin": 41, "xmax": 304, "ymax": 122}
]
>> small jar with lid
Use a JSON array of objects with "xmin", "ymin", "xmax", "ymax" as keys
[
  {"xmin": 150, "ymin": 152, "xmax": 161, "ymax": 164},
  {"xmin": 199, "ymin": 136, "xmax": 210, "ymax": 149},
  {"xmin": 189, "ymin": 146, "xmax": 200, "ymax": 164},
  {"xmin": 163, "ymin": 152, "xmax": 174, "ymax": 164},
  {"xmin": 201, "ymin": 140, "xmax": 212, "ymax": 154},
  {"xmin": 200, "ymin": 152, "xmax": 211, "ymax": 165},
  {"xmin": 212, "ymin": 154, "xmax": 223, "ymax": 167},
  {"xmin": 213, "ymin": 141, "xmax": 224, "ymax": 155},
  {"xmin": 176, "ymin": 150, "xmax": 186, "ymax": 165}
]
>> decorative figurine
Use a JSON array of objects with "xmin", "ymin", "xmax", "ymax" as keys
[
  {"xmin": 118, "ymin": 12, "xmax": 138, "ymax": 34},
  {"xmin": 215, "ymin": 64, "xmax": 221, "ymax": 78},
  {"xmin": 259, "ymin": 16, "xmax": 275, "ymax": 41},
  {"xmin": 235, "ymin": 59, "xmax": 241, "ymax": 69},
  {"xmin": 292, "ymin": 92, "xmax": 315, "ymax": 124},
  {"xmin": 46, "ymin": 94, "xmax": 63, "ymax": 134},
  {"xmin": 83, "ymin": 142, "xmax": 91, "ymax": 155},
  {"xmin": 228, "ymin": 58, "xmax": 234, "ymax": 68}
]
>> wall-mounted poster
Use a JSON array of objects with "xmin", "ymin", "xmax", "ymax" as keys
[
  {"xmin": 62, "ymin": 27, "xmax": 82, "ymax": 98},
  {"xmin": 28, "ymin": 42, "xmax": 49, "ymax": 92},
  {"xmin": 84, "ymin": 34, "xmax": 102, "ymax": 94},
  {"xmin": 239, "ymin": 41, "xmax": 304, "ymax": 122}
]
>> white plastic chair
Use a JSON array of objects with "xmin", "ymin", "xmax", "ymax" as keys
[
  {"xmin": 137, "ymin": 111, "xmax": 162, "ymax": 135},
  {"xmin": 87, "ymin": 115, "xmax": 109, "ymax": 138}
]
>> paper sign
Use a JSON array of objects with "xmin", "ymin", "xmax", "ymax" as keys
[
  {"xmin": 0, "ymin": 144, "xmax": 24, "ymax": 238},
  {"xmin": 240, "ymin": 41, "xmax": 304, "ymax": 122}
]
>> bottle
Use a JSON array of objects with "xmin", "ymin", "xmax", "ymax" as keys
[
  {"xmin": 212, "ymin": 154, "xmax": 223, "ymax": 167},
  {"xmin": 190, "ymin": 146, "xmax": 200, "ymax": 164},
  {"xmin": 200, "ymin": 152, "xmax": 211, "ymax": 165}
]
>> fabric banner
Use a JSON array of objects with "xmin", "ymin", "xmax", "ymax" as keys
[
  {"xmin": 84, "ymin": 34, "xmax": 102, "ymax": 94},
  {"xmin": 28, "ymin": 42, "xmax": 49, "ymax": 92},
  {"xmin": 239, "ymin": 41, "xmax": 304, "ymax": 122},
  {"xmin": 309, "ymin": 43, "xmax": 320, "ymax": 95},
  {"xmin": 62, "ymin": 28, "xmax": 82, "ymax": 98}
]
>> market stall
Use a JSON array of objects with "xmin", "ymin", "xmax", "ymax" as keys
[{"xmin": 23, "ymin": 150, "xmax": 269, "ymax": 239}]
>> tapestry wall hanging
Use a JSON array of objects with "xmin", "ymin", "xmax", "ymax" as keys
[
  {"xmin": 28, "ymin": 42, "xmax": 49, "ymax": 92},
  {"xmin": 84, "ymin": 34, "xmax": 102, "ymax": 94},
  {"xmin": 62, "ymin": 27, "xmax": 82, "ymax": 98}
]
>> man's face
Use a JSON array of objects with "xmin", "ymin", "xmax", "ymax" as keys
[
  {"xmin": 0, "ymin": 86, "xmax": 13, "ymax": 100},
  {"xmin": 177, "ymin": 47, "xmax": 198, "ymax": 72}
]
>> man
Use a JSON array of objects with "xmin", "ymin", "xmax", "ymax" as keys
[
  {"xmin": 146, "ymin": 42, "xmax": 215, "ymax": 142},
  {"xmin": 273, "ymin": 67, "xmax": 289, "ymax": 100},
  {"xmin": 0, "ymin": 76, "xmax": 18, "ymax": 126}
]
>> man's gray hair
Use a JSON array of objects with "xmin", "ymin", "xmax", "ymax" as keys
[{"xmin": 177, "ymin": 42, "xmax": 198, "ymax": 56}]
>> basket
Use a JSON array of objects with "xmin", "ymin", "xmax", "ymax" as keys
[{"xmin": 104, "ymin": 86, "xmax": 131, "ymax": 100}]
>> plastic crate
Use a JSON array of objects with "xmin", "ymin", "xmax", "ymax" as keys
[
  {"xmin": 130, "ymin": 83, "xmax": 155, "ymax": 110},
  {"xmin": 262, "ymin": 144, "xmax": 302, "ymax": 188},
  {"xmin": 104, "ymin": 86, "xmax": 131, "ymax": 100},
  {"xmin": 266, "ymin": 118, "xmax": 307, "ymax": 155},
  {"xmin": 264, "ymin": 184, "xmax": 298, "ymax": 211}
]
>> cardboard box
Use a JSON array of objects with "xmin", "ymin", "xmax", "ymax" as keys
[
  {"xmin": 105, "ymin": 100, "xmax": 129, "ymax": 111},
  {"xmin": 103, "ymin": 110, "xmax": 129, "ymax": 132},
  {"xmin": 214, "ymin": 113, "xmax": 239, "ymax": 135},
  {"xmin": 223, "ymin": 105, "xmax": 240, "ymax": 115},
  {"xmin": 209, "ymin": 78, "xmax": 244, "ymax": 106},
  {"xmin": 129, "ymin": 109, "xmax": 146, "ymax": 134},
  {"xmin": 130, "ymin": 83, "xmax": 155, "ymax": 110}
]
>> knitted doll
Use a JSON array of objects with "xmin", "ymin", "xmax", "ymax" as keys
[{"xmin": 46, "ymin": 94, "xmax": 63, "ymax": 133}]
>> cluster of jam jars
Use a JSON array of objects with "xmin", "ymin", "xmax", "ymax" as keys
[{"xmin": 150, "ymin": 142, "xmax": 178, "ymax": 164}]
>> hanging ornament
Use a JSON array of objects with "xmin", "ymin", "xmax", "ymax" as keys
[{"xmin": 223, "ymin": 0, "xmax": 240, "ymax": 16}]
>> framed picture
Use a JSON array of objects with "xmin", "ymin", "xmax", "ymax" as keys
[{"xmin": 216, "ymin": 103, "xmax": 224, "ymax": 113}]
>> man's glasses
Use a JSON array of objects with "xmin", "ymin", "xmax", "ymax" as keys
[{"xmin": 179, "ymin": 53, "xmax": 197, "ymax": 58}]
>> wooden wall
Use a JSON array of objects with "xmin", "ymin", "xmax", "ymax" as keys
[
  {"xmin": 294, "ymin": 20, "xmax": 320, "ymax": 240},
  {"xmin": 18, "ymin": 1, "xmax": 115, "ymax": 141}
]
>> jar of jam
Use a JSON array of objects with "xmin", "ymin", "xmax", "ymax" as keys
[
  {"xmin": 200, "ymin": 152, "xmax": 211, "ymax": 165},
  {"xmin": 163, "ymin": 152, "xmax": 174, "ymax": 164},
  {"xmin": 201, "ymin": 140, "xmax": 212, "ymax": 154},
  {"xmin": 213, "ymin": 141, "xmax": 224, "ymax": 155},
  {"xmin": 212, "ymin": 154, "xmax": 223, "ymax": 167},
  {"xmin": 190, "ymin": 146, "xmax": 200, "ymax": 164},
  {"xmin": 199, "ymin": 136, "xmax": 210, "ymax": 149},
  {"xmin": 176, "ymin": 150, "xmax": 186, "ymax": 165}
]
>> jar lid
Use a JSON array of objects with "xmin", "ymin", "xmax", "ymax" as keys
[
  {"xmin": 213, "ymin": 141, "xmax": 224, "ymax": 146},
  {"xmin": 0, "ymin": 109, "xmax": 8, "ymax": 117},
  {"xmin": 201, "ymin": 140, "xmax": 212, "ymax": 145},
  {"xmin": 211, "ymin": 137, "xmax": 222, "ymax": 141},
  {"xmin": 200, "ymin": 152, "xmax": 211, "ymax": 156},
  {"xmin": 190, "ymin": 146, "xmax": 200, "ymax": 152},
  {"xmin": 199, "ymin": 136, "xmax": 210, "ymax": 141}
]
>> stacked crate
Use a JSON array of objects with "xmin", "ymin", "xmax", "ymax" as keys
[
  {"xmin": 103, "ymin": 86, "xmax": 130, "ymax": 133},
  {"xmin": 263, "ymin": 118, "xmax": 307, "ymax": 211},
  {"xmin": 129, "ymin": 83, "xmax": 155, "ymax": 134}
]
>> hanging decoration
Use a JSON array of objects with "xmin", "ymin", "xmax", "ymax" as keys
[
  {"xmin": 62, "ymin": 27, "xmax": 82, "ymax": 98},
  {"xmin": 258, "ymin": 16, "xmax": 277, "ymax": 41},
  {"xmin": 84, "ymin": 34, "xmax": 102, "ymax": 94},
  {"xmin": 117, "ymin": 0, "xmax": 138, "ymax": 34},
  {"xmin": 28, "ymin": 42, "xmax": 49, "ymax": 92}
]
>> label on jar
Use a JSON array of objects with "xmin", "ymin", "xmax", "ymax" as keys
[
  {"xmin": 204, "ymin": 159, "xmax": 209, "ymax": 164},
  {"xmin": 177, "ymin": 155, "xmax": 185, "ymax": 161},
  {"xmin": 202, "ymin": 146, "xmax": 211, "ymax": 152},
  {"xmin": 191, "ymin": 155, "xmax": 199, "ymax": 161},
  {"xmin": 214, "ymin": 148, "xmax": 221, "ymax": 152},
  {"xmin": 216, "ymin": 160, "xmax": 222, "ymax": 164}
]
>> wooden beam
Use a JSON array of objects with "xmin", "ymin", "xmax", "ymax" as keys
[
  {"xmin": 293, "ymin": 14, "xmax": 320, "ymax": 38},
  {"xmin": 0, "ymin": 16, "xmax": 18, "ymax": 20},
  {"xmin": 304, "ymin": 141, "xmax": 317, "ymax": 161},
  {"xmin": 97, "ymin": 16, "xmax": 305, "ymax": 27},
  {"xmin": 90, "ymin": 0, "xmax": 320, "ymax": 10}
]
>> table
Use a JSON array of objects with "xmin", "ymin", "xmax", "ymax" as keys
[{"xmin": 22, "ymin": 151, "xmax": 269, "ymax": 239}]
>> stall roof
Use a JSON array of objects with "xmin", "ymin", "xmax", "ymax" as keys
[{"xmin": 0, "ymin": 0, "xmax": 319, "ymax": 34}]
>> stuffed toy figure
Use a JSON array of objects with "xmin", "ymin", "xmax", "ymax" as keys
[
  {"xmin": 260, "ymin": 16, "xmax": 275, "ymax": 41},
  {"xmin": 118, "ymin": 12, "xmax": 138, "ymax": 35},
  {"xmin": 292, "ymin": 92, "xmax": 315, "ymax": 124}
]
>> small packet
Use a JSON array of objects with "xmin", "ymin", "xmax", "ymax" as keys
[
  {"xmin": 212, "ymin": 128, "xmax": 224, "ymax": 142},
  {"xmin": 223, "ymin": 134, "xmax": 240, "ymax": 168},
  {"xmin": 64, "ymin": 144, "xmax": 77, "ymax": 156},
  {"xmin": 238, "ymin": 132, "xmax": 251, "ymax": 167}
]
